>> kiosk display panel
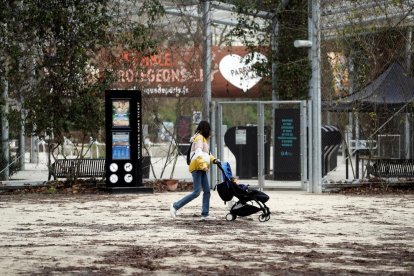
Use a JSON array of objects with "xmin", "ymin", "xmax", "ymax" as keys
[
  {"xmin": 112, "ymin": 132, "xmax": 131, "ymax": 160},
  {"xmin": 112, "ymin": 99, "xmax": 130, "ymax": 127}
]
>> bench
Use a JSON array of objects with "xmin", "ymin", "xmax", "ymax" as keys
[
  {"xmin": 48, "ymin": 158, "xmax": 106, "ymax": 180},
  {"xmin": 366, "ymin": 158, "xmax": 414, "ymax": 178}
]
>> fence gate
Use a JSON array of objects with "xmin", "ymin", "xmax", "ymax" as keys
[{"xmin": 214, "ymin": 101, "xmax": 307, "ymax": 190}]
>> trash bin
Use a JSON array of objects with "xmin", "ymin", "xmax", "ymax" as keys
[
  {"xmin": 321, "ymin": 125, "xmax": 341, "ymax": 176},
  {"xmin": 224, "ymin": 126, "xmax": 270, "ymax": 179}
]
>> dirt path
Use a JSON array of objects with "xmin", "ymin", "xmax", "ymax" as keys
[{"xmin": 0, "ymin": 191, "xmax": 413, "ymax": 275}]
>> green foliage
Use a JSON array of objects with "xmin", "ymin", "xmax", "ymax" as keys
[
  {"xmin": 1, "ymin": 0, "xmax": 163, "ymax": 144},
  {"xmin": 277, "ymin": 0, "xmax": 310, "ymax": 100},
  {"xmin": 21, "ymin": 1, "xmax": 111, "ymax": 139},
  {"xmin": 222, "ymin": 104, "xmax": 257, "ymax": 126},
  {"xmin": 226, "ymin": 0, "xmax": 310, "ymax": 100},
  {"xmin": 47, "ymin": 186, "xmax": 57, "ymax": 194},
  {"xmin": 344, "ymin": 28, "xmax": 405, "ymax": 92}
]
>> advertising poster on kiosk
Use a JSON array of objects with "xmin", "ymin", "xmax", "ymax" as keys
[{"xmin": 112, "ymin": 100, "xmax": 130, "ymax": 127}]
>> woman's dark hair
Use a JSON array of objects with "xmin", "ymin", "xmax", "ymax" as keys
[{"xmin": 195, "ymin": 121, "xmax": 211, "ymax": 138}]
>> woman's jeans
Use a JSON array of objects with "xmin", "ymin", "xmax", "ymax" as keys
[{"xmin": 173, "ymin": 170, "xmax": 210, "ymax": 217}]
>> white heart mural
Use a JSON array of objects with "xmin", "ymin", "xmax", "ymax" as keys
[{"xmin": 219, "ymin": 52, "xmax": 267, "ymax": 92}]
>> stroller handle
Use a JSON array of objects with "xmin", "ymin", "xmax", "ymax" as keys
[
  {"xmin": 215, "ymin": 161, "xmax": 231, "ymax": 182},
  {"xmin": 215, "ymin": 161, "xmax": 224, "ymax": 172}
]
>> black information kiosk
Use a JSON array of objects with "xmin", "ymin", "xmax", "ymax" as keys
[{"xmin": 104, "ymin": 90, "xmax": 152, "ymax": 193}]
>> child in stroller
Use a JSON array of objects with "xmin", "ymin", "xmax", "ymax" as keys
[{"xmin": 215, "ymin": 162, "xmax": 271, "ymax": 222}]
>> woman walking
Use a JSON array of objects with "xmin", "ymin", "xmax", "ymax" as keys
[{"xmin": 170, "ymin": 121, "xmax": 219, "ymax": 220}]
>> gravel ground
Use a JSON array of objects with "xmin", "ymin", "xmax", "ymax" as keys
[{"xmin": 0, "ymin": 189, "xmax": 413, "ymax": 275}]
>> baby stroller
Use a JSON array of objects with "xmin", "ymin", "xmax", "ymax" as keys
[{"xmin": 215, "ymin": 162, "xmax": 271, "ymax": 222}]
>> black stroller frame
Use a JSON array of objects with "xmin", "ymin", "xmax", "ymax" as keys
[{"xmin": 215, "ymin": 162, "xmax": 271, "ymax": 222}]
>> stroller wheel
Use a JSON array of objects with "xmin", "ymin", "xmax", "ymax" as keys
[
  {"xmin": 226, "ymin": 213, "xmax": 236, "ymax": 221},
  {"xmin": 265, "ymin": 214, "xmax": 270, "ymax": 221},
  {"xmin": 259, "ymin": 214, "xmax": 267, "ymax": 222}
]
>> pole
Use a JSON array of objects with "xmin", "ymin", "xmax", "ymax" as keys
[
  {"xmin": 1, "ymin": 79, "xmax": 9, "ymax": 180},
  {"xmin": 18, "ymin": 44, "xmax": 25, "ymax": 170},
  {"xmin": 301, "ymin": 101, "xmax": 308, "ymax": 190},
  {"xmin": 310, "ymin": 0, "xmax": 322, "ymax": 193},
  {"xmin": 1, "ymin": 21, "xmax": 9, "ymax": 180},
  {"xmin": 271, "ymin": 17, "xmax": 279, "ymax": 164},
  {"xmin": 216, "ymin": 103, "xmax": 223, "ymax": 184},
  {"xmin": 19, "ymin": 107, "xmax": 25, "ymax": 170},
  {"xmin": 271, "ymin": 17, "xmax": 279, "ymax": 103},
  {"xmin": 257, "ymin": 102, "xmax": 265, "ymax": 190},
  {"xmin": 202, "ymin": 0, "xmax": 212, "ymax": 121},
  {"xmin": 306, "ymin": 1, "xmax": 313, "ymax": 192},
  {"xmin": 405, "ymin": 27, "xmax": 412, "ymax": 159},
  {"xmin": 210, "ymin": 101, "xmax": 216, "ymax": 188},
  {"xmin": 405, "ymin": 113, "xmax": 411, "ymax": 158}
]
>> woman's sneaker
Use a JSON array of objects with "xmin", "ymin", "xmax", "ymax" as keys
[
  {"xmin": 170, "ymin": 203, "xmax": 177, "ymax": 219},
  {"xmin": 200, "ymin": 215, "xmax": 216, "ymax": 220}
]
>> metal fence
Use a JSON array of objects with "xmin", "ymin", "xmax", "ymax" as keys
[{"xmin": 214, "ymin": 100, "xmax": 307, "ymax": 190}]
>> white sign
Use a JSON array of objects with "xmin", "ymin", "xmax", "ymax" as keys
[
  {"xmin": 219, "ymin": 52, "xmax": 267, "ymax": 92},
  {"xmin": 124, "ymin": 162, "xmax": 133, "ymax": 172},
  {"xmin": 124, "ymin": 174, "xmax": 133, "ymax": 183},
  {"xmin": 193, "ymin": 111, "xmax": 201, "ymax": 125},
  {"xmin": 109, "ymin": 174, "xmax": 118, "ymax": 184},
  {"xmin": 109, "ymin": 163, "xmax": 118, "ymax": 172},
  {"xmin": 235, "ymin": 129, "xmax": 247, "ymax": 145}
]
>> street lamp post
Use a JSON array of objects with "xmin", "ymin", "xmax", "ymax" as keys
[
  {"xmin": 202, "ymin": 0, "xmax": 212, "ymax": 121},
  {"xmin": 295, "ymin": 0, "xmax": 322, "ymax": 193},
  {"xmin": 309, "ymin": 0, "xmax": 322, "ymax": 193}
]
